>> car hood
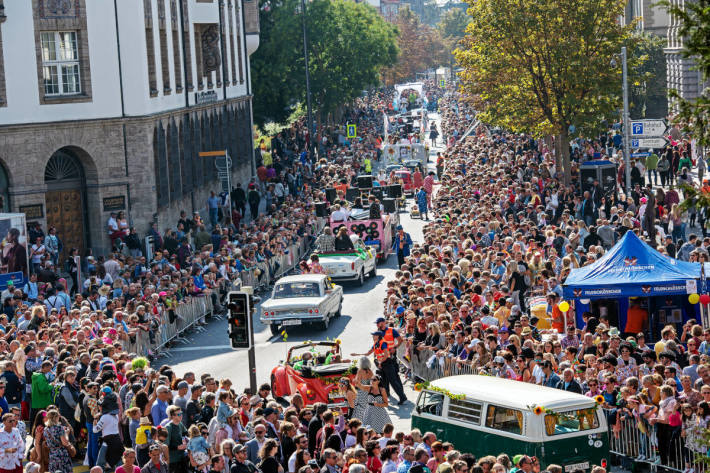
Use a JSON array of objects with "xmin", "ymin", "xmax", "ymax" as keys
[{"xmin": 262, "ymin": 297, "xmax": 326, "ymax": 309}]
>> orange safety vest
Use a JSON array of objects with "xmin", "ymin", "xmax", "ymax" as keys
[
  {"xmin": 382, "ymin": 327, "xmax": 396, "ymax": 345},
  {"xmin": 373, "ymin": 339, "xmax": 389, "ymax": 363}
]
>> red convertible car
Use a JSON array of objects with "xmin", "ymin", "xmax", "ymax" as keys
[{"xmin": 270, "ymin": 341, "xmax": 356, "ymax": 409}]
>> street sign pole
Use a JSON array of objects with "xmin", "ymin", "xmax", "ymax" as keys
[{"xmin": 622, "ymin": 46, "xmax": 631, "ymax": 194}]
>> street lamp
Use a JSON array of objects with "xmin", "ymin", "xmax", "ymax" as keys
[
  {"xmin": 298, "ymin": 0, "xmax": 314, "ymax": 161},
  {"xmin": 611, "ymin": 47, "xmax": 632, "ymax": 193}
]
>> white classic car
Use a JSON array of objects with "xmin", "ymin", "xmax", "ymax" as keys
[
  {"xmin": 317, "ymin": 235, "xmax": 377, "ymax": 286},
  {"xmin": 260, "ymin": 274, "xmax": 344, "ymax": 335}
]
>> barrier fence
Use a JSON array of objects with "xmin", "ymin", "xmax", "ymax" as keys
[
  {"xmin": 122, "ymin": 217, "xmax": 324, "ymax": 357},
  {"xmin": 239, "ymin": 218, "xmax": 325, "ymax": 292},
  {"xmin": 407, "ymin": 348, "xmax": 694, "ymax": 473}
]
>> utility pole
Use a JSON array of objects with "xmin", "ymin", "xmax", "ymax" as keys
[
  {"xmin": 300, "ymin": 0, "xmax": 314, "ymax": 160},
  {"xmin": 621, "ymin": 46, "xmax": 631, "ymax": 193}
]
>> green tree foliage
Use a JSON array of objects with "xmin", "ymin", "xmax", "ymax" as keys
[
  {"xmin": 660, "ymin": 0, "xmax": 710, "ymax": 152},
  {"xmin": 384, "ymin": 6, "xmax": 446, "ymax": 85},
  {"xmin": 251, "ymin": 0, "xmax": 399, "ymax": 127},
  {"xmin": 420, "ymin": 0, "xmax": 441, "ymax": 26},
  {"xmin": 454, "ymin": 0, "xmax": 636, "ymax": 184},
  {"xmin": 628, "ymin": 32, "xmax": 668, "ymax": 120},
  {"xmin": 437, "ymin": 8, "xmax": 469, "ymax": 69}
]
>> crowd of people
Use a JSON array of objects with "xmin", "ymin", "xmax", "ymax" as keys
[
  {"xmin": 374, "ymin": 90, "xmax": 710, "ymax": 473},
  {"xmin": 1, "ymin": 77, "xmax": 708, "ymax": 473}
]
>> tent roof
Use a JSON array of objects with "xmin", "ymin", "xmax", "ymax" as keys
[{"xmin": 563, "ymin": 231, "xmax": 701, "ymax": 299}]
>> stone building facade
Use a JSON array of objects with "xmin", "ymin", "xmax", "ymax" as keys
[{"xmin": 0, "ymin": 0, "xmax": 260, "ymax": 256}]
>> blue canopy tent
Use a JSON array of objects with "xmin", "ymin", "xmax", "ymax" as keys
[{"xmin": 563, "ymin": 231, "xmax": 703, "ymax": 331}]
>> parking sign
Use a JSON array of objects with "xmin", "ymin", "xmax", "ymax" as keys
[{"xmin": 629, "ymin": 119, "xmax": 667, "ymax": 138}]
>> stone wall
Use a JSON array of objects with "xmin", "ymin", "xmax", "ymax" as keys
[{"xmin": 0, "ymin": 95, "xmax": 254, "ymax": 255}]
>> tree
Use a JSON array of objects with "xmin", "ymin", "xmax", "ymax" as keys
[
  {"xmin": 420, "ymin": 0, "xmax": 441, "ymax": 26},
  {"xmin": 251, "ymin": 0, "xmax": 399, "ymax": 127},
  {"xmin": 628, "ymin": 32, "xmax": 668, "ymax": 120},
  {"xmin": 437, "ymin": 7, "xmax": 468, "ymax": 44},
  {"xmin": 454, "ymin": 0, "xmax": 636, "ymax": 184},
  {"xmin": 437, "ymin": 8, "xmax": 469, "ymax": 74},
  {"xmin": 305, "ymin": 0, "xmax": 399, "ymax": 123},
  {"xmin": 660, "ymin": 0, "xmax": 710, "ymax": 155},
  {"xmin": 384, "ymin": 6, "xmax": 446, "ymax": 85}
]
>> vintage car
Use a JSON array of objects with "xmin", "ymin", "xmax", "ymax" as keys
[
  {"xmin": 271, "ymin": 341, "xmax": 355, "ymax": 408},
  {"xmin": 316, "ymin": 234, "xmax": 377, "ymax": 286},
  {"xmin": 260, "ymin": 274, "xmax": 343, "ymax": 335}
]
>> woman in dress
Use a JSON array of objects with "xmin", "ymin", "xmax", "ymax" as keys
[
  {"xmin": 44, "ymin": 410, "xmax": 74, "ymax": 473},
  {"xmin": 338, "ymin": 378, "xmax": 357, "ymax": 419},
  {"xmin": 362, "ymin": 375, "xmax": 391, "ymax": 434},
  {"xmin": 352, "ymin": 357, "xmax": 373, "ymax": 422}
]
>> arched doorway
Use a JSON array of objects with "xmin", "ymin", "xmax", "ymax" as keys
[{"xmin": 44, "ymin": 148, "xmax": 87, "ymax": 262}]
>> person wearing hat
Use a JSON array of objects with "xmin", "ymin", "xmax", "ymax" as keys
[
  {"xmin": 392, "ymin": 225, "xmax": 413, "ymax": 269},
  {"xmin": 262, "ymin": 407, "xmax": 280, "ymax": 439},
  {"xmin": 373, "ymin": 317, "xmax": 407, "ymax": 405},
  {"xmin": 231, "ymin": 444, "xmax": 258, "ymax": 473},
  {"xmin": 352, "ymin": 330, "xmax": 407, "ymax": 405}
]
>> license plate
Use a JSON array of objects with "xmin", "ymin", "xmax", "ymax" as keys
[
  {"xmin": 282, "ymin": 320, "xmax": 302, "ymax": 326},
  {"xmin": 324, "ymin": 268, "xmax": 335, "ymax": 274},
  {"xmin": 564, "ymin": 462, "xmax": 589, "ymax": 472}
]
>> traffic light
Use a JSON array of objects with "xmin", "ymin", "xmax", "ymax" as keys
[{"xmin": 227, "ymin": 291, "xmax": 251, "ymax": 349}]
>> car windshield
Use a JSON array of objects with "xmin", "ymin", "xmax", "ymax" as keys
[
  {"xmin": 544, "ymin": 408, "xmax": 600, "ymax": 436},
  {"xmin": 273, "ymin": 282, "xmax": 321, "ymax": 299}
]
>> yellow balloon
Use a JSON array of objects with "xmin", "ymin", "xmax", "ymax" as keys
[
  {"xmin": 689, "ymin": 293, "xmax": 700, "ymax": 304},
  {"xmin": 558, "ymin": 301, "xmax": 570, "ymax": 312}
]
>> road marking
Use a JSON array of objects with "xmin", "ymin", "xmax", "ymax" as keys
[{"xmin": 168, "ymin": 345, "xmax": 233, "ymax": 352}]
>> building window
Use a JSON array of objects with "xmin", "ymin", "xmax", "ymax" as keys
[{"xmin": 40, "ymin": 31, "xmax": 81, "ymax": 96}]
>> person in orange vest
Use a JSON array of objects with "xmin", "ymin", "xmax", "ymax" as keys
[
  {"xmin": 374, "ymin": 317, "xmax": 407, "ymax": 405},
  {"xmin": 350, "ymin": 324, "xmax": 408, "ymax": 405}
]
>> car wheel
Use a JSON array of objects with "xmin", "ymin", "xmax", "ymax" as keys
[
  {"xmin": 319, "ymin": 315, "xmax": 330, "ymax": 331},
  {"xmin": 357, "ymin": 270, "xmax": 365, "ymax": 286},
  {"xmin": 368, "ymin": 264, "xmax": 377, "ymax": 278},
  {"xmin": 336, "ymin": 304, "xmax": 342, "ymax": 317},
  {"xmin": 270, "ymin": 324, "xmax": 280, "ymax": 336}
]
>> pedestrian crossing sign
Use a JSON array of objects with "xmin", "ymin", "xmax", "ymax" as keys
[
  {"xmin": 347, "ymin": 124, "xmax": 357, "ymax": 138},
  {"xmin": 439, "ymin": 79, "xmax": 445, "ymax": 87}
]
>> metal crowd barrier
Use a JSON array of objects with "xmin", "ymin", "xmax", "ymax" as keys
[
  {"xmin": 237, "ymin": 218, "xmax": 324, "ymax": 293},
  {"xmin": 121, "ymin": 296, "xmax": 215, "ymax": 356},
  {"xmin": 608, "ymin": 411, "xmax": 693, "ymax": 473},
  {"xmin": 407, "ymin": 347, "xmax": 480, "ymax": 382},
  {"xmin": 407, "ymin": 350, "xmax": 694, "ymax": 473},
  {"xmin": 122, "ymin": 218, "xmax": 324, "ymax": 357}
]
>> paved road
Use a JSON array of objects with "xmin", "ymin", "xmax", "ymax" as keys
[{"xmin": 154, "ymin": 114, "xmax": 444, "ymax": 430}]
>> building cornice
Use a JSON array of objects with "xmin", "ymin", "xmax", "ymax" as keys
[{"xmin": 0, "ymin": 94, "xmax": 252, "ymax": 131}]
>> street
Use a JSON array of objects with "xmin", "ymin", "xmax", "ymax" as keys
[{"xmin": 153, "ymin": 116, "xmax": 444, "ymax": 431}]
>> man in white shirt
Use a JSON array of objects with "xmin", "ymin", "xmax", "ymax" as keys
[
  {"xmin": 0, "ymin": 412, "xmax": 25, "ymax": 473},
  {"xmin": 330, "ymin": 204, "xmax": 350, "ymax": 223}
]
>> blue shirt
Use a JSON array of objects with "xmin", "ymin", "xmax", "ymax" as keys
[
  {"xmin": 397, "ymin": 461, "xmax": 412, "ymax": 473},
  {"xmin": 207, "ymin": 196, "xmax": 219, "ymax": 209},
  {"xmin": 151, "ymin": 399, "xmax": 169, "ymax": 426}
]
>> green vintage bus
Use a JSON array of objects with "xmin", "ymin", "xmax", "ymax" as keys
[{"xmin": 412, "ymin": 376, "xmax": 609, "ymax": 472}]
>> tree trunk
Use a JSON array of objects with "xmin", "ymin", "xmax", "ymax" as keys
[
  {"xmin": 553, "ymin": 136, "xmax": 563, "ymax": 180},
  {"xmin": 557, "ymin": 129, "xmax": 572, "ymax": 187}
]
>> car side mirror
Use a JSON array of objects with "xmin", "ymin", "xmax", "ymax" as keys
[{"xmin": 415, "ymin": 405, "xmax": 421, "ymax": 414}]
